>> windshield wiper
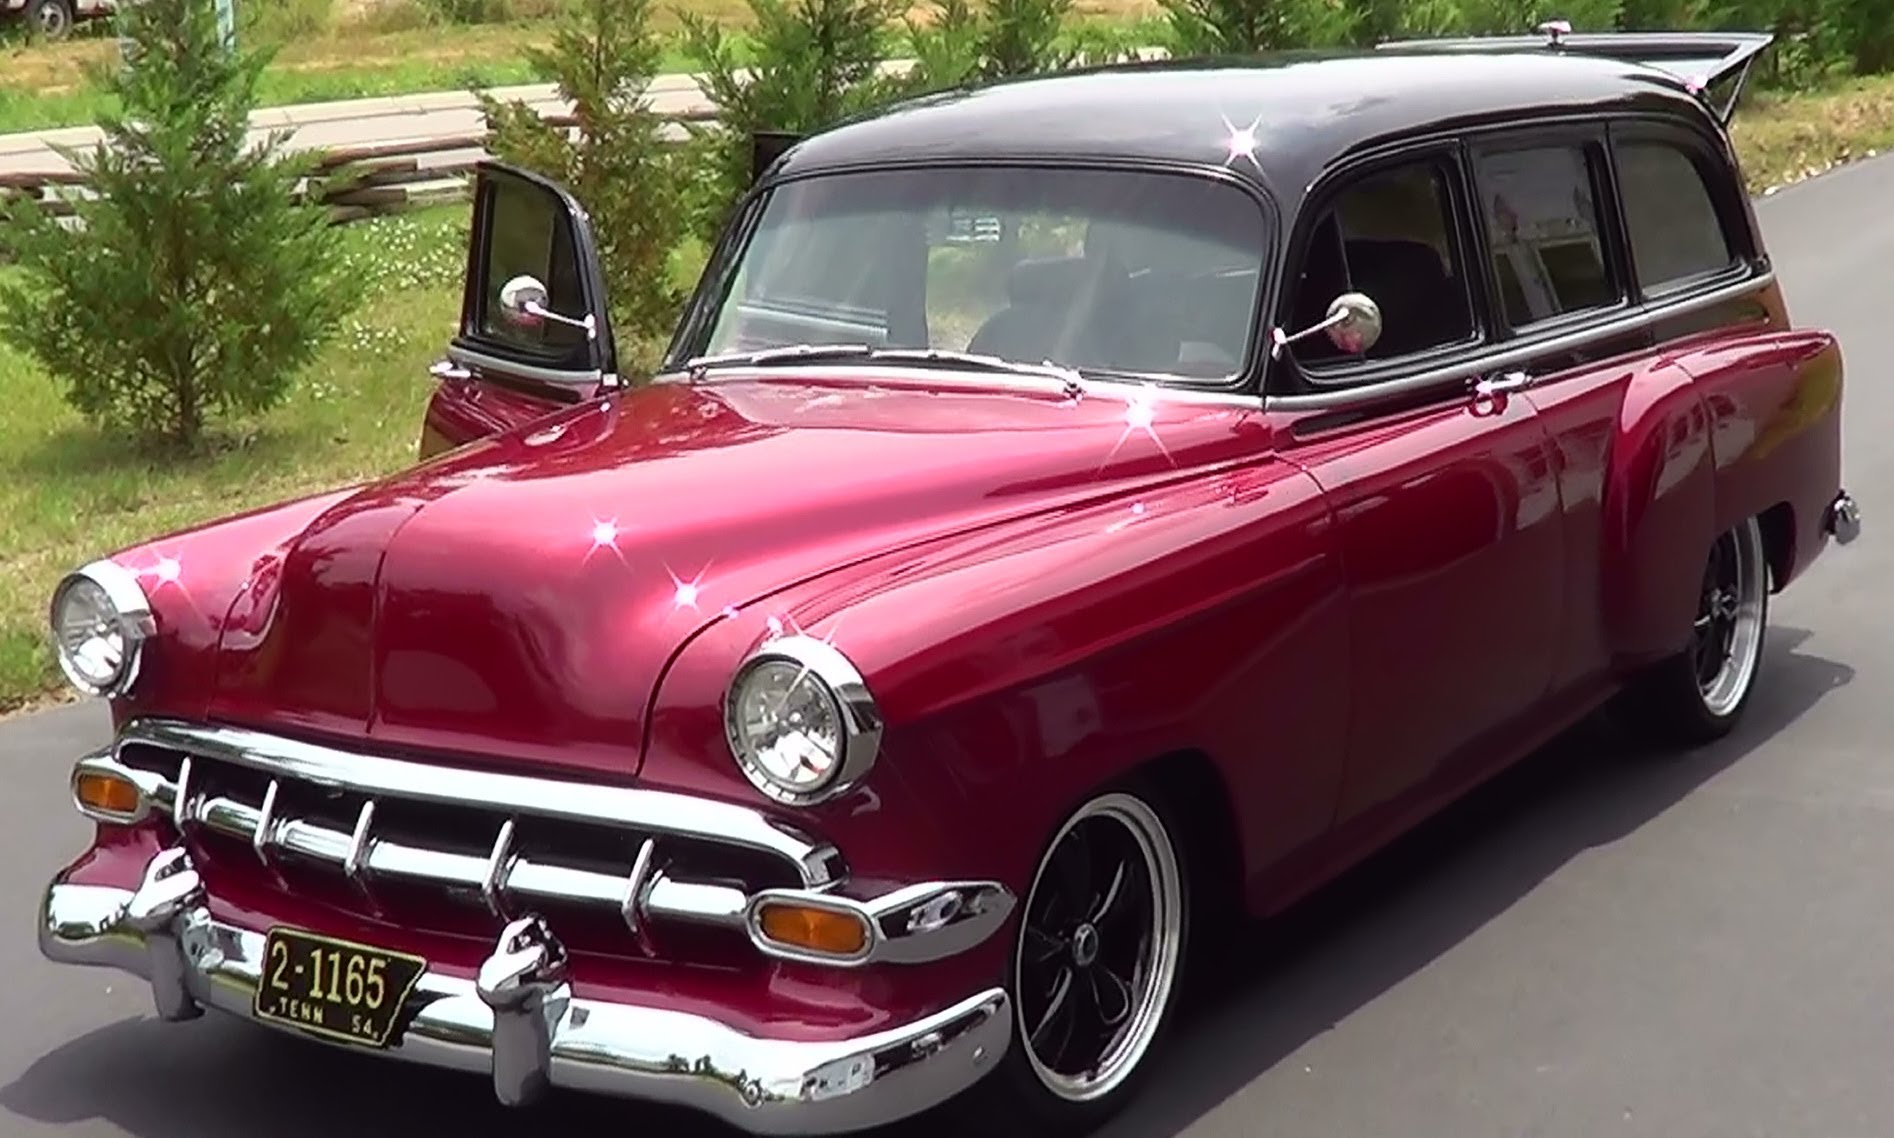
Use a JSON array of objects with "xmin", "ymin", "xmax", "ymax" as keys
[
  {"xmin": 685, "ymin": 343, "xmax": 1086, "ymax": 392},
  {"xmin": 684, "ymin": 343, "xmax": 878, "ymax": 372},
  {"xmin": 864, "ymin": 348, "xmax": 1085, "ymax": 389}
]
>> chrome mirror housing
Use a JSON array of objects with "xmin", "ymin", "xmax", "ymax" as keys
[
  {"xmin": 1269, "ymin": 291, "xmax": 1384, "ymax": 359},
  {"xmin": 497, "ymin": 274, "xmax": 596, "ymax": 339}
]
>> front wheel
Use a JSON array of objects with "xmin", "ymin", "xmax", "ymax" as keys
[
  {"xmin": 972, "ymin": 787, "xmax": 1190, "ymax": 1135},
  {"xmin": 1619, "ymin": 515, "xmax": 1770, "ymax": 746}
]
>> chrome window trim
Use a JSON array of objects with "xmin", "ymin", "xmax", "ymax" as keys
[
  {"xmin": 114, "ymin": 718, "xmax": 843, "ymax": 886},
  {"xmin": 1265, "ymin": 269, "xmax": 1773, "ymax": 414},
  {"xmin": 446, "ymin": 341, "xmax": 604, "ymax": 388}
]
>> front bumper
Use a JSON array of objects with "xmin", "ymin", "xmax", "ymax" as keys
[{"xmin": 40, "ymin": 851, "xmax": 1012, "ymax": 1135}]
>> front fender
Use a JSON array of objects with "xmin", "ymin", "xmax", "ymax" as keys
[
  {"xmin": 95, "ymin": 488, "xmax": 359, "ymax": 726},
  {"xmin": 642, "ymin": 455, "xmax": 1347, "ymax": 913}
]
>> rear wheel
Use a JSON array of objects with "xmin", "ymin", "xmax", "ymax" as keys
[
  {"xmin": 1620, "ymin": 515, "xmax": 1770, "ymax": 746},
  {"xmin": 975, "ymin": 787, "xmax": 1189, "ymax": 1135}
]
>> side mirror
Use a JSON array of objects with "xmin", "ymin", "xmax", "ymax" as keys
[
  {"xmin": 1269, "ymin": 291, "xmax": 1383, "ymax": 360},
  {"xmin": 497, "ymin": 274, "xmax": 596, "ymax": 338}
]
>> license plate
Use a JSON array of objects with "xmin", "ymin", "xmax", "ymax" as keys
[{"xmin": 253, "ymin": 927, "xmax": 428, "ymax": 1049}]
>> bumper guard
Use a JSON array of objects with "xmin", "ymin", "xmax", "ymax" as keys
[{"xmin": 40, "ymin": 849, "xmax": 1011, "ymax": 1135}]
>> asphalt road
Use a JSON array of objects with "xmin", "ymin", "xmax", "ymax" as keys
[{"xmin": 1, "ymin": 154, "xmax": 1890, "ymax": 1137}]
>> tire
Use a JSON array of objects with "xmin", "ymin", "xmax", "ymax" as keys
[
  {"xmin": 966, "ymin": 785, "xmax": 1191, "ymax": 1136},
  {"xmin": 26, "ymin": 0, "xmax": 74, "ymax": 38},
  {"xmin": 1618, "ymin": 515, "xmax": 1770, "ymax": 747}
]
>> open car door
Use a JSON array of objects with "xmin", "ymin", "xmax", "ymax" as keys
[
  {"xmin": 419, "ymin": 162, "xmax": 619, "ymax": 459},
  {"xmin": 1375, "ymin": 23, "xmax": 1774, "ymax": 125}
]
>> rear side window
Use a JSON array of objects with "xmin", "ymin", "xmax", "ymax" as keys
[
  {"xmin": 1472, "ymin": 145, "xmax": 1617, "ymax": 328},
  {"xmin": 1615, "ymin": 139, "xmax": 1738, "ymax": 293}
]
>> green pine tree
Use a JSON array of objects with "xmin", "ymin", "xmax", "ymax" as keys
[
  {"xmin": 476, "ymin": 0, "xmax": 688, "ymax": 370},
  {"xmin": 1157, "ymin": 0, "xmax": 1358, "ymax": 54},
  {"xmin": 0, "ymin": 0, "xmax": 353, "ymax": 451},
  {"xmin": 678, "ymin": 0, "xmax": 901, "ymax": 241}
]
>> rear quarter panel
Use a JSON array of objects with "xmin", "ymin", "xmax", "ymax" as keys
[{"xmin": 1659, "ymin": 281, "xmax": 1845, "ymax": 591}]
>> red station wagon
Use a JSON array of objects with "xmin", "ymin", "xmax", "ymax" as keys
[{"xmin": 38, "ymin": 24, "xmax": 1860, "ymax": 1136}]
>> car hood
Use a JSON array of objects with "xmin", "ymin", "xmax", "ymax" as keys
[{"xmin": 206, "ymin": 371, "xmax": 1265, "ymax": 780}]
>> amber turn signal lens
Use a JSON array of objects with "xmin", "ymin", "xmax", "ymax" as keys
[
  {"xmin": 74, "ymin": 771, "xmax": 143, "ymax": 819},
  {"xmin": 756, "ymin": 901, "xmax": 871, "ymax": 957}
]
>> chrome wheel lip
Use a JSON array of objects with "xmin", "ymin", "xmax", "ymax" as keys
[
  {"xmin": 1015, "ymin": 791, "xmax": 1184, "ymax": 1104},
  {"xmin": 1695, "ymin": 518, "xmax": 1767, "ymax": 719}
]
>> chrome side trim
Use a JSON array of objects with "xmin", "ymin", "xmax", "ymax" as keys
[
  {"xmin": 746, "ymin": 881, "xmax": 1018, "ymax": 968},
  {"xmin": 116, "ymin": 717, "xmax": 843, "ymax": 886},
  {"xmin": 40, "ymin": 866, "xmax": 1012, "ymax": 1135},
  {"xmin": 447, "ymin": 342, "xmax": 604, "ymax": 388},
  {"xmin": 1266, "ymin": 271, "xmax": 1775, "ymax": 414}
]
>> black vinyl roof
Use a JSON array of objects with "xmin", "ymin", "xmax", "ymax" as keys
[{"xmin": 771, "ymin": 52, "xmax": 1719, "ymax": 209}]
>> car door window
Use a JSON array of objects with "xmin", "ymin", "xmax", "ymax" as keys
[
  {"xmin": 477, "ymin": 175, "xmax": 591, "ymax": 357},
  {"xmin": 1472, "ymin": 145, "xmax": 1617, "ymax": 329},
  {"xmin": 1614, "ymin": 139, "xmax": 1738, "ymax": 294},
  {"xmin": 1290, "ymin": 157, "xmax": 1477, "ymax": 370}
]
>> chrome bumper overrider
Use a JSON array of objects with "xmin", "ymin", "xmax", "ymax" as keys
[
  {"xmin": 1826, "ymin": 490, "xmax": 1862, "ymax": 545},
  {"xmin": 40, "ymin": 850, "xmax": 1012, "ymax": 1135}
]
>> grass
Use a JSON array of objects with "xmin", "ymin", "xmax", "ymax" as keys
[
  {"xmin": 0, "ymin": 0, "xmax": 1164, "ymax": 134},
  {"xmin": 1731, "ymin": 74, "xmax": 1894, "ymax": 192},
  {"xmin": 0, "ymin": 66, "xmax": 1891, "ymax": 715},
  {"xmin": 0, "ymin": 207, "xmax": 468, "ymax": 712}
]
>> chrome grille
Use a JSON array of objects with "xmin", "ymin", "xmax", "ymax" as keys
[{"xmin": 100, "ymin": 718, "xmax": 845, "ymax": 947}]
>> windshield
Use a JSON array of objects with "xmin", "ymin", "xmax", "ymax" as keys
[{"xmin": 682, "ymin": 166, "xmax": 1271, "ymax": 384}]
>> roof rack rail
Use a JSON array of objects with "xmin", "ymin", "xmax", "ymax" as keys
[{"xmin": 1375, "ymin": 22, "xmax": 1774, "ymax": 125}]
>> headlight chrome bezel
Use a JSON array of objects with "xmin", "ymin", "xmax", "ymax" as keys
[
  {"xmin": 723, "ymin": 633, "xmax": 883, "ymax": 806},
  {"xmin": 49, "ymin": 559, "xmax": 156, "ymax": 698}
]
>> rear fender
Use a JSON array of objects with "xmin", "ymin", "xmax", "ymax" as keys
[
  {"xmin": 1674, "ymin": 329, "xmax": 1845, "ymax": 590},
  {"xmin": 1599, "ymin": 362, "xmax": 1716, "ymax": 668}
]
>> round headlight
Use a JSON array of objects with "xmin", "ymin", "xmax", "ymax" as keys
[
  {"xmin": 724, "ymin": 635, "xmax": 882, "ymax": 805},
  {"xmin": 50, "ymin": 560, "xmax": 155, "ymax": 697}
]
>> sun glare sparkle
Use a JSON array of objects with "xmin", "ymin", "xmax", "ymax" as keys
[
  {"xmin": 1097, "ymin": 387, "xmax": 1176, "ymax": 474},
  {"xmin": 1220, "ymin": 113, "xmax": 1264, "ymax": 170},
  {"xmin": 667, "ymin": 564, "xmax": 710, "ymax": 612}
]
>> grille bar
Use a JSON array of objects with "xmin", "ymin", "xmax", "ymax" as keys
[
  {"xmin": 93, "ymin": 720, "xmax": 826, "ymax": 940},
  {"xmin": 122, "ymin": 717, "xmax": 843, "ymax": 886},
  {"xmin": 183, "ymin": 788, "xmax": 749, "ymax": 927}
]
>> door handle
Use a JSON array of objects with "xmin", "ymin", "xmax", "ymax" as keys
[
  {"xmin": 1473, "ymin": 370, "xmax": 1534, "ymax": 399},
  {"xmin": 429, "ymin": 359, "xmax": 472, "ymax": 383}
]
